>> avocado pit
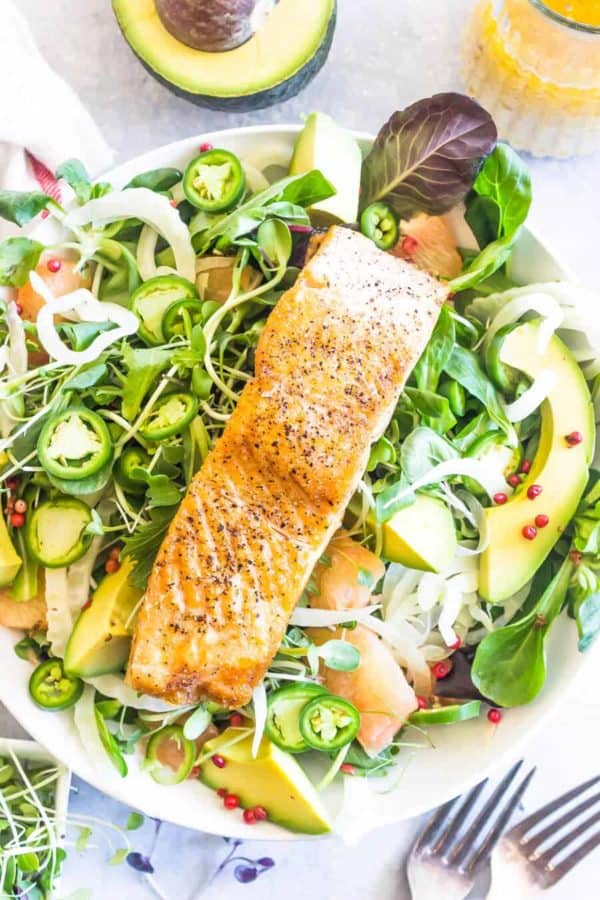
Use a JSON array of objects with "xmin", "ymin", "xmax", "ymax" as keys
[{"xmin": 155, "ymin": 0, "xmax": 276, "ymax": 52}]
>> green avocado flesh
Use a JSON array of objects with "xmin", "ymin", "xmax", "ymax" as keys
[
  {"xmin": 290, "ymin": 112, "xmax": 362, "ymax": 224},
  {"xmin": 0, "ymin": 509, "xmax": 21, "ymax": 587},
  {"xmin": 200, "ymin": 729, "xmax": 332, "ymax": 835},
  {"xmin": 479, "ymin": 320, "xmax": 594, "ymax": 604},
  {"xmin": 64, "ymin": 558, "xmax": 143, "ymax": 677},
  {"xmin": 354, "ymin": 494, "xmax": 457, "ymax": 573},
  {"xmin": 113, "ymin": 0, "xmax": 336, "ymax": 111}
]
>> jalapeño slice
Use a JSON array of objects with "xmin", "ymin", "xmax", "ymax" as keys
[
  {"xmin": 183, "ymin": 149, "xmax": 246, "ymax": 213},
  {"xmin": 37, "ymin": 407, "xmax": 113, "ymax": 482},
  {"xmin": 29, "ymin": 659, "xmax": 83, "ymax": 711},
  {"xmin": 265, "ymin": 683, "xmax": 327, "ymax": 753},
  {"xmin": 162, "ymin": 298, "xmax": 204, "ymax": 341},
  {"xmin": 130, "ymin": 274, "xmax": 197, "ymax": 346},
  {"xmin": 360, "ymin": 202, "xmax": 399, "ymax": 251},
  {"xmin": 299, "ymin": 694, "xmax": 360, "ymax": 751},
  {"xmin": 139, "ymin": 392, "xmax": 198, "ymax": 441}
]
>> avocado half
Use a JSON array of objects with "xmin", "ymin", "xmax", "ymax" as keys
[{"xmin": 113, "ymin": 0, "xmax": 337, "ymax": 111}]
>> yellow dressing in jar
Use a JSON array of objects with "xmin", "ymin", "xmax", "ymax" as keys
[
  {"xmin": 462, "ymin": 0, "xmax": 600, "ymax": 156},
  {"xmin": 542, "ymin": 1, "xmax": 600, "ymax": 26}
]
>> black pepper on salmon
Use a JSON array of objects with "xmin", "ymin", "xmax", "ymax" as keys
[{"xmin": 126, "ymin": 226, "xmax": 448, "ymax": 707}]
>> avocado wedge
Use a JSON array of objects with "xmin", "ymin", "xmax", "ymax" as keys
[
  {"xmin": 479, "ymin": 320, "xmax": 594, "ymax": 603},
  {"xmin": 290, "ymin": 113, "xmax": 362, "ymax": 224},
  {"xmin": 64, "ymin": 558, "xmax": 142, "ymax": 677},
  {"xmin": 200, "ymin": 729, "xmax": 332, "ymax": 834},
  {"xmin": 113, "ymin": 0, "xmax": 337, "ymax": 111},
  {"xmin": 0, "ymin": 508, "xmax": 21, "ymax": 588}
]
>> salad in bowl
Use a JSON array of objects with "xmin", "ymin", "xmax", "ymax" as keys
[{"xmin": 0, "ymin": 93, "xmax": 598, "ymax": 838}]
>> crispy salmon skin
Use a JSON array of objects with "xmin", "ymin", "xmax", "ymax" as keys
[{"xmin": 126, "ymin": 227, "xmax": 447, "ymax": 707}]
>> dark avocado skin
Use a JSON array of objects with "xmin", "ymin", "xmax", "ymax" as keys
[{"xmin": 116, "ymin": 4, "xmax": 336, "ymax": 112}]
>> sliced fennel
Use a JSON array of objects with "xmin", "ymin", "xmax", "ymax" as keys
[
  {"xmin": 468, "ymin": 282, "xmax": 600, "ymax": 368},
  {"xmin": 251, "ymin": 682, "xmax": 268, "ymax": 759},
  {"xmin": 137, "ymin": 224, "xmax": 178, "ymax": 282},
  {"xmin": 289, "ymin": 605, "xmax": 381, "ymax": 628},
  {"xmin": 46, "ymin": 538, "xmax": 102, "ymax": 657},
  {"xmin": 31, "ymin": 274, "xmax": 138, "ymax": 365},
  {"xmin": 86, "ymin": 674, "xmax": 177, "ymax": 712},
  {"xmin": 503, "ymin": 370, "xmax": 558, "ymax": 422},
  {"xmin": 480, "ymin": 291, "xmax": 563, "ymax": 354},
  {"xmin": 377, "ymin": 458, "xmax": 507, "ymax": 522},
  {"xmin": 65, "ymin": 188, "xmax": 196, "ymax": 282}
]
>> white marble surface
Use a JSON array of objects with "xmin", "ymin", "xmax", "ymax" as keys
[{"xmin": 2, "ymin": 0, "xmax": 600, "ymax": 897}]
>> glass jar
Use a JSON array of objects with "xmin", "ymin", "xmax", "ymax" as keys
[{"xmin": 462, "ymin": 0, "xmax": 600, "ymax": 157}]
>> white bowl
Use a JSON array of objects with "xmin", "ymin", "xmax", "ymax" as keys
[{"xmin": 0, "ymin": 125, "xmax": 596, "ymax": 841}]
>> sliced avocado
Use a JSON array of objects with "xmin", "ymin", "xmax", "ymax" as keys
[
  {"xmin": 200, "ymin": 729, "xmax": 332, "ymax": 835},
  {"xmin": 479, "ymin": 320, "xmax": 594, "ymax": 603},
  {"xmin": 290, "ymin": 112, "xmax": 362, "ymax": 224},
  {"xmin": 0, "ymin": 509, "xmax": 22, "ymax": 588},
  {"xmin": 113, "ymin": 0, "xmax": 336, "ymax": 112},
  {"xmin": 351, "ymin": 494, "xmax": 457, "ymax": 573},
  {"xmin": 64, "ymin": 558, "xmax": 142, "ymax": 677},
  {"xmin": 379, "ymin": 495, "xmax": 457, "ymax": 572}
]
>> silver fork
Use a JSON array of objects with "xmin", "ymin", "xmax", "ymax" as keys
[
  {"xmin": 487, "ymin": 774, "xmax": 600, "ymax": 898},
  {"xmin": 408, "ymin": 763, "xmax": 600, "ymax": 900},
  {"xmin": 408, "ymin": 760, "xmax": 535, "ymax": 899}
]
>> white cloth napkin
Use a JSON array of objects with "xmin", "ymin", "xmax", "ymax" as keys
[{"xmin": 0, "ymin": 0, "xmax": 113, "ymax": 239}]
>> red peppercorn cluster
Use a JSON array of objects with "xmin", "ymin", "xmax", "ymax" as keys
[
  {"xmin": 519, "ymin": 484, "xmax": 550, "ymax": 540},
  {"xmin": 4, "ymin": 475, "xmax": 26, "ymax": 528},
  {"xmin": 105, "ymin": 546, "xmax": 121, "ymax": 575},
  {"xmin": 211, "ymin": 755, "xmax": 269, "ymax": 824}
]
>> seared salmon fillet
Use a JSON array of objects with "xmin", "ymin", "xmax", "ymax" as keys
[{"xmin": 126, "ymin": 226, "xmax": 447, "ymax": 707}]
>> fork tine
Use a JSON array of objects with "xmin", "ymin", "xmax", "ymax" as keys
[
  {"xmin": 445, "ymin": 760, "xmax": 524, "ymax": 868},
  {"xmin": 507, "ymin": 775, "xmax": 600, "ymax": 840},
  {"xmin": 413, "ymin": 795, "xmax": 462, "ymax": 853},
  {"xmin": 520, "ymin": 791, "xmax": 600, "ymax": 855},
  {"xmin": 544, "ymin": 828, "xmax": 600, "ymax": 886},
  {"xmin": 429, "ymin": 780, "xmax": 489, "ymax": 856},
  {"xmin": 462, "ymin": 767, "xmax": 536, "ymax": 874},
  {"xmin": 414, "ymin": 780, "xmax": 487, "ymax": 854},
  {"xmin": 533, "ymin": 808, "xmax": 600, "ymax": 870}
]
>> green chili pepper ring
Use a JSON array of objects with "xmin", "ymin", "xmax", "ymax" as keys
[
  {"xmin": 183, "ymin": 149, "xmax": 246, "ymax": 213},
  {"xmin": 29, "ymin": 659, "xmax": 83, "ymax": 711},
  {"xmin": 409, "ymin": 700, "xmax": 481, "ymax": 726},
  {"xmin": 145, "ymin": 725, "xmax": 195, "ymax": 785},
  {"xmin": 139, "ymin": 392, "xmax": 199, "ymax": 441},
  {"xmin": 162, "ymin": 298, "xmax": 204, "ymax": 341},
  {"xmin": 114, "ymin": 445, "xmax": 152, "ymax": 495},
  {"xmin": 37, "ymin": 407, "xmax": 113, "ymax": 481},
  {"xmin": 299, "ymin": 694, "xmax": 361, "ymax": 751},
  {"xmin": 360, "ymin": 202, "xmax": 399, "ymax": 251},
  {"xmin": 265, "ymin": 682, "xmax": 327, "ymax": 753}
]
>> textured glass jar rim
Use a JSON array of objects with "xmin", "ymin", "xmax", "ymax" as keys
[{"xmin": 528, "ymin": 1, "xmax": 600, "ymax": 34}]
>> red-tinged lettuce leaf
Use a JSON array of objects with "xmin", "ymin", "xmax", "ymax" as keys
[{"xmin": 360, "ymin": 93, "xmax": 497, "ymax": 218}]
